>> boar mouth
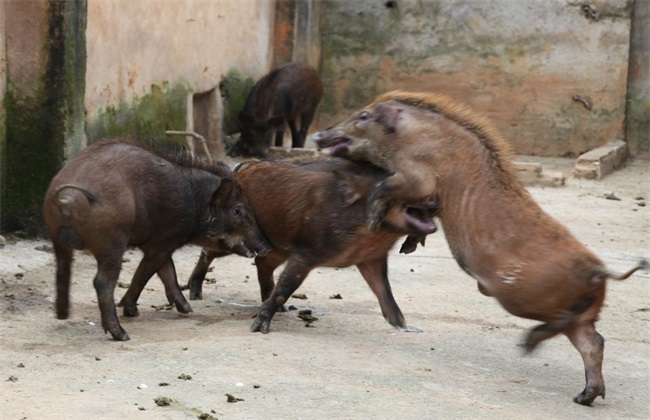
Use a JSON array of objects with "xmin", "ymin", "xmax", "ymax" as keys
[
  {"xmin": 403, "ymin": 207, "xmax": 437, "ymax": 234},
  {"xmin": 228, "ymin": 240, "xmax": 271, "ymax": 258},
  {"xmin": 314, "ymin": 134, "xmax": 352, "ymax": 156}
]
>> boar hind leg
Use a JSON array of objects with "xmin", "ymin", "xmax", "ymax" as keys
[
  {"xmin": 54, "ymin": 244, "xmax": 73, "ymax": 319},
  {"xmin": 524, "ymin": 296, "xmax": 596, "ymax": 352},
  {"xmin": 357, "ymin": 257, "xmax": 417, "ymax": 332},
  {"xmin": 524, "ymin": 311, "xmax": 574, "ymax": 353},
  {"xmin": 187, "ymin": 248, "xmax": 224, "ymax": 300},
  {"xmin": 93, "ymin": 258, "xmax": 129, "ymax": 341},
  {"xmin": 251, "ymin": 259, "xmax": 310, "ymax": 334},
  {"xmin": 295, "ymin": 109, "xmax": 317, "ymax": 148},
  {"xmin": 274, "ymin": 126, "xmax": 285, "ymax": 147},
  {"xmin": 565, "ymin": 323, "xmax": 606, "ymax": 405}
]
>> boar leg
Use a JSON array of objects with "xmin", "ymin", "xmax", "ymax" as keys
[
  {"xmin": 296, "ymin": 109, "xmax": 317, "ymax": 148},
  {"xmin": 93, "ymin": 257, "xmax": 129, "ymax": 341},
  {"xmin": 565, "ymin": 323, "xmax": 606, "ymax": 405},
  {"xmin": 274, "ymin": 126, "xmax": 285, "ymax": 147},
  {"xmin": 288, "ymin": 118, "xmax": 300, "ymax": 148},
  {"xmin": 156, "ymin": 258, "xmax": 192, "ymax": 314},
  {"xmin": 120, "ymin": 254, "xmax": 191, "ymax": 317},
  {"xmin": 54, "ymin": 244, "xmax": 73, "ymax": 319},
  {"xmin": 255, "ymin": 251, "xmax": 286, "ymax": 302},
  {"xmin": 357, "ymin": 257, "xmax": 420, "ymax": 332},
  {"xmin": 186, "ymin": 248, "xmax": 224, "ymax": 300},
  {"xmin": 251, "ymin": 259, "xmax": 310, "ymax": 334}
]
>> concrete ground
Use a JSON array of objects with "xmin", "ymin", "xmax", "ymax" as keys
[{"xmin": 1, "ymin": 157, "xmax": 648, "ymax": 419}]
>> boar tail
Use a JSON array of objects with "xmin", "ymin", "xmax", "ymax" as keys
[
  {"xmin": 52, "ymin": 184, "xmax": 100, "ymax": 207},
  {"xmin": 605, "ymin": 258, "xmax": 648, "ymax": 281}
]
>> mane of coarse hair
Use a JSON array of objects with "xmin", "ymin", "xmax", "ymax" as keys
[
  {"xmin": 372, "ymin": 90, "xmax": 520, "ymax": 186},
  {"xmin": 94, "ymin": 138, "xmax": 233, "ymax": 178}
]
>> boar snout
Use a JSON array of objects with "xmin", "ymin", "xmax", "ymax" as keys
[{"xmin": 311, "ymin": 131, "xmax": 352, "ymax": 156}]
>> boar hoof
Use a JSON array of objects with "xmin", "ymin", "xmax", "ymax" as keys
[
  {"xmin": 107, "ymin": 327, "xmax": 130, "ymax": 341},
  {"xmin": 123, "ymin": 305, "xmax": 139, "ymax": 317},
  {"xmin": 250, "ymin": 314, "xmax": 271, "ymax": 334},
  {"xmin": 573, "ymin": 385, "xmax": 605, "ymax": 405},
  {"xmin": 175, "ymin": 300, "xmax": 193, "ymax": 314}
]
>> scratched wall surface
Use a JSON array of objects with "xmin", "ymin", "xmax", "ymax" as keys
[{"xmin": 318, "ymin": 0, "xmax": 633, "ymax": 157}]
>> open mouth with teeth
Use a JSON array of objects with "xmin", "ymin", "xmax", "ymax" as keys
[
  {"xmin": 402, "ymin": 206, "xmax": 437, "ymax": 234},
  {"xmin": 313, "ymin": 133, "xmax": 352, "ymax": 157}
]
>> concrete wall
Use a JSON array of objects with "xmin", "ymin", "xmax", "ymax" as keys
[
  {"xmin": 626, "ymin": 0, "xmax": 650, "ymax": 158},
  {"xmin": 1, "ymin": 0, "xmax": 86, "ymax": 235},
  {"xmin": 317, "ymin": 0, "xmax": 633, "ymax": 157},
  {"xmin": 85, "ymin": 0, "xmax": 275, "ymax": 154}
]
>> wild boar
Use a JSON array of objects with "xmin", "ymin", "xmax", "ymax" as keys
[
  {"xmin": 312, "ymin": 90, "xmax": 648, "ymax": 405},
  {"xmin": 43, "ymin": 139, "xmax": 269, "ymax": 341},
  {"xmin": 186, "ymin": 158, "xmax": 438, "ymax": 334},
  {"xmin": 228, "ymin": 62, "xmax": 323, "ymax": 158}
]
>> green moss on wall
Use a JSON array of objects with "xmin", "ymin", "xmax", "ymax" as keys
[
  {"xmin": 87, "ymin": 81, "xmax": 191, "ymax": 143},
  {"xmin": 219, "ymin": 69, "xmax": 255, "ymax": 135},
  {"xmin": 1, "ymin": 0, "xmax": 85, "ymax": 235}
]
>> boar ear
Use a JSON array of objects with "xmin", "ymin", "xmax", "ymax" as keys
[
  {"xmin": 374, "ymin": 103, "xmax": 402, "ymax": 134},
  {"xmin": 334, "ymin": 170, "xmax": 363, "ymax": 207},
  {"xmin": 211, "ymin": 177, "xmax": 235, "ymax": 206}
]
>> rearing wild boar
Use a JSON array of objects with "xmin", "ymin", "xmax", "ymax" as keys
[
  {"xmin": 186, "ymin": 158, "xmax": 438, "ymax": 334},
  {"xmin": 312, "ymin": 91, "xmax": 648, "ymax": 405},
  {"xmin": 43, "ymin": 139, "xmax": 269, "ymax": 341},
  {"xmin": 228, "ymin": 62, "xmax": 323, "ymax": 158}
]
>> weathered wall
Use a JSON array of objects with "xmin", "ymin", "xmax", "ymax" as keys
[
  {"xmin": 85, "ymin": 1, "xmax": 275, "ymax": 152},
  {"xmin": 1, "ymin": 0, "xmax": 86, "ymax": 235},
  {"xmin": 0, "ymin": 3, "xmax": 6, "ymax": 233},
  {"xmin": 626, "ymin": 0, "xmax": 650, "ymax": 158},
  {"xmin": 318, "ymin": 0, "xmax": 633, "ymax": 157}
]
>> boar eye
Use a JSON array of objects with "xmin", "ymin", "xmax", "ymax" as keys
[
  {"xmin": 358, "ymin": 111, "xmax": 370, "ymax": 122},
  {"xmin": 232, "ymin": 206, "xmax": 244, "ymax": 217}
]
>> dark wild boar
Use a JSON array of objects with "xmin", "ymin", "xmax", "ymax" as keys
[
  {"xmin": 228, "ymin": 62, "xmax": 323, "ymax": 158},
  {"xmin": 186, "ymin": 158, "xmax": 438, "ymax": 334},
  {"xmin": 43, "ymin": 139, "xmax": 269, "ymax": 341},
  {"xmin": 312, "ymin": 90, "xmax": 648, "ymax": 405}
]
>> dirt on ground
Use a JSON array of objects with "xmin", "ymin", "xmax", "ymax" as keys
[{"xmin": 1, "ymin": 157, "xmax": 648, "ymax": 420}]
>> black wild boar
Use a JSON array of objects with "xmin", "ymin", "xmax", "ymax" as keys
[
  {"xmin": 43, "ymin": 139, "xmax": 269, "ymax": 341},
  {"xmin": 228, "ymin": 62, "xmax": 323, "ymax": 158},
  {"xmin": 185, "ymin": 158, "xmax": 438, "ymax": 334}
]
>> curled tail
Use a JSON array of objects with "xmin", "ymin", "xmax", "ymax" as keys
[
  {"xmin": 52, "ymin": 184, "xmax": 99, "ymax": 206},
  {"xmin": 607, "ymin": 258, "xmax": 648, "ymax": 281}
]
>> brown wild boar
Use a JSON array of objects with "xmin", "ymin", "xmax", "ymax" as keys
[
  {"xmin": 185, "ymin": 158, "xmax": 438, "ymax": 334},
  {"xmin": 228, "ymin": 62, "xmax": 324, "ymax": 158},
  {"xmin": 43, "ymin": 139, "xmax": 269, "ymax": 341},
  {"xmin": 312, "ymin": 90, "xmax": 648, "ymax": 405}
]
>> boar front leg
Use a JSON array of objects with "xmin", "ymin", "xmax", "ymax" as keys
[
  {"xmin": 120, "ymin": 252, "xmax": 191, "ymax": 317},
  {"xmin": 255, "ymin": 251, "xmax": 287, "ymax": 302},
  {"xmin": 186, "ymin": 248, "xmax": 228, "ymax": 300},
  {"xmin": 250, "ymin": 259, "xmax": 310, "ymax": 334},
  {"xmin": 357, "ymin": 257, "xmax": 420, "ymax": 332}
]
